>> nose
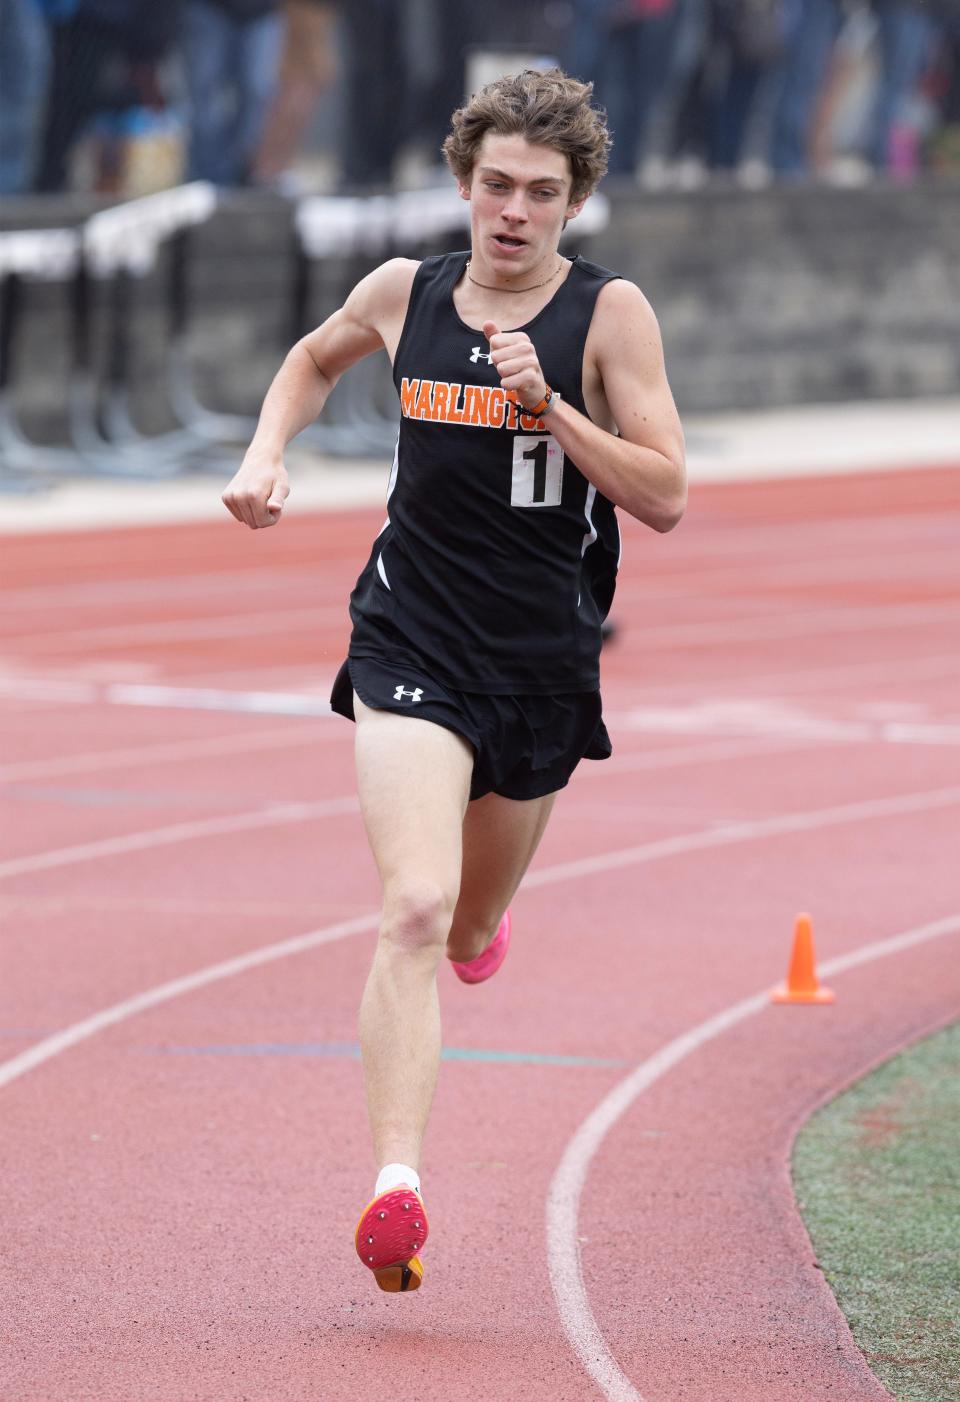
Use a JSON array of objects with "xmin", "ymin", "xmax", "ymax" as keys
[{"xmin": 501, "ymin": 189, "xmax": 528, "ymax": 224}]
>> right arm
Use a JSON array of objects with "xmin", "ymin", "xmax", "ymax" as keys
[{"xmin": 222, "ymin": 258, "xmax": 417, "ymax": 529}]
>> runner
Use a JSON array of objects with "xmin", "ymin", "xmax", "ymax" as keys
[{"xmin": 222, "ymin": 67, "xmax": 686, "ymax": 1293}]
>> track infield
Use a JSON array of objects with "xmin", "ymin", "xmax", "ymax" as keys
[{"xmin": 794, "ymin": 1016, "xmax": 960, "ymax": 1402}]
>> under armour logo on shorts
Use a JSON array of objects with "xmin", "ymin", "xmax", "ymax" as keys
[
  {"xmin": 469, "ymin": 346, "xmax": 492, "ymax": 364},
  {"xmin": 394, "ymin": 684, "xmax": 424, "ymax": 703}
]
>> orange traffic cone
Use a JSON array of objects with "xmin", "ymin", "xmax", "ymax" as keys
[{"xmin": 770, "ymin": 913, "xmax": 835, "ymax": 1004}]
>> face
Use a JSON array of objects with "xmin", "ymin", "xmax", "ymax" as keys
[{"xmin": 457, "ymin": 131, "xmax": 586, "ymax": 277}]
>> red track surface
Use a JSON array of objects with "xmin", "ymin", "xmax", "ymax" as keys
[{"xmin": 2, "ymin": 467, "xmax": 959, "ymax": 1401}]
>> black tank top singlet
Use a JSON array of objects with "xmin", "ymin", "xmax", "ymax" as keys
[{"xmin": 347, "ymin": 251, "xmax": 622, "ymax": 695}]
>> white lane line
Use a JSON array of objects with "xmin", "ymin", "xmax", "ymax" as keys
[
  {"xmin": 104, "ymin": 683, "xmax": 334, "ymax": 716},
  {"xmin": 5, "ymin": 752, "xmax": 960, "ymax": 886},
  {"xmin": 652, "ymin": 509, "xmax": 957, "ymax": 560},
  {"xmin": 606, "ymin": 699, "xmax": 960, "ymax": 748},
  {"xmin": 5, "ymin": 567, "xmax": 327, "ymax": 611},
  {"xmin": 620, "ymin": 544, "xmax": 959, "ymax": 600},
  {"xmin": 577, "ymin": 736, "xmax": 818, "ymax": 777},
  {"xmin": 0, "ymin": 796, "xmax": 360, "ymax": 880},
  {"xmin": 524, "ymin": 783, "xmax": 960, "ymax": 891},
  {"xmin": 626, "ymin": 651, "xmax": 960, "ymax": 704},
  {"xmin": 0, "ymin": 724, "xmax": 343, "ymax": 784},
  {"xmin": 0, "ymin": 913, "xmax": 380, "ymax": 1092},
  {"xmin": 8, "ymin": 606, "xmax": 338, "ymax": 653},
  {"xmin": 545, "ymin": 911, "xmax": 960, "ymax": 1402},
  {"xmin": 0, "ymin": 739, "xmax": 807, "ymax": 880},
  {"xmin": 0, "ymin": 675, "xmax": 338, "ymax": 717},
  {"xmin": 1, "ymin": 785, "xmax": 958, "ymax": 1094},
  {"xmin": 616, "ymin": 598, "xmax": 960, "ymax": 651}
]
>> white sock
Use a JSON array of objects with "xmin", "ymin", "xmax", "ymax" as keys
[{"xmin": 375, "ymin": 1162, "xmax": 422, "ymax": 1198}]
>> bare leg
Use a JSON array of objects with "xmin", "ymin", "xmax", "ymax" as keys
[
  {"xmin": 446, "ymin": 790, "xmax": 557, "ymax": 963},
  {"xmin": 354, "ymin": 698, "xmax": 473, "ymax": 1174}
]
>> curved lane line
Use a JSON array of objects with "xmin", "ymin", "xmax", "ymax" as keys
[
  {"xmin": 1, "ymin": 790, "xmax": 959, "ymax": 1390},
  {"xmin": 0, "ymin": 796, "xmax": 360, "ymax": 880},
  {"xmin": 0, "ymin": 913, "xmax": 380, "ymax": 1092},
  {"xmin": 4, "ymin": 780, "xmax": 960, "ymax": 886},
  {"xmin": 2, "ymin": 785, "xmax": 959, "ymax": 1094},
  {"xmin": 546, "ymin": 912, "xmax": 960, "ymax": 1402}
]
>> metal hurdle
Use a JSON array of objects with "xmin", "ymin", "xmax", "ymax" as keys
[
  {"xmin": 71, "ymin": 182, "xmax": 236, "ymax": 475},
  {"xmin": 0, "ymin": 228, "xmax": 84, "ymax": 489},
  {"xmin": 292, "ymin": 194, "xmax": 398, "ymax": 456}
]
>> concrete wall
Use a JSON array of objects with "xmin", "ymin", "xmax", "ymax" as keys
[
  {"xmin": 597, "ymin": 181, "xmax": 960, "ymax": 412},
  {"xmin": 2, "ymin": 180, "xmax": 958, "ymax": 443}
]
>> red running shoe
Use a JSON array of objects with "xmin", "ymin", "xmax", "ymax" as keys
[
  {"xmin": 449, "ymin": 909, "xmax": 511, "ymax": 984},
  {"xmin": 355, "ymin": 1186, "xmax": 429, "ymax": 1292}
]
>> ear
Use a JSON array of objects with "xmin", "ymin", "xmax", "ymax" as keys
[
  {"xmin": 564, "ymin": 195, "xmax": 587, "ymax": 223},
  {"xmin": 456, "ymin": 176, "xmax": 472, "ymax": 203}
]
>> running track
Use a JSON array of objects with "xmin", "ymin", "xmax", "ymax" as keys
[{"xmin": 2, "ymin": 466, "xmax": 959, "ymax": 1401}]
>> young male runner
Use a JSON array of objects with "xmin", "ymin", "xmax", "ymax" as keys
[{"xmin": 222, "ymin": 68, "xmax": 686, "ymax": 1293}]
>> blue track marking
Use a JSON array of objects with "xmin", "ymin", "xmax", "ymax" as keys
[{"xmin": 156, "ymin": 1041, "xmax": 625, "ymax": 1067}]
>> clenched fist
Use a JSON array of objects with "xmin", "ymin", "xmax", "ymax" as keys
[
  {"xmin": 483, "ymin": 321, "xmax": 547, "ymax": 412},
  {"xmin": 222, "ymin": 453, "xmax": 290, "ymax": 530}
]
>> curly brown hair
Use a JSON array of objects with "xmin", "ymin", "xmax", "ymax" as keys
[{"xmin": 442, "ymin": 68, "xmax": 611, "ymax": 204}]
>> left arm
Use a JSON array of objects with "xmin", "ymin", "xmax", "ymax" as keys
[{"xmin": 484, "ymin": 280, "xmax": 686, "ymax": 532}]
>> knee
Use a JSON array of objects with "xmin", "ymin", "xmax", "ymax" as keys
[{"xmin": 380, "ymin": 879, "xmax": 454, "ymax": 955}]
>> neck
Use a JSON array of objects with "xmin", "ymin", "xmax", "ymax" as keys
[{"xmin": 465, "ymin": 251, "xmax": 565, "ymax": 294}]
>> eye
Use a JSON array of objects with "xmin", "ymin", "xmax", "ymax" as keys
[
  {"xmin": 534, "ymin": 189, "xmax": 558, "ymax": 199},
  {"xmin": 485, "ymin": 181, "xmax": 508, "ymax": 192}
]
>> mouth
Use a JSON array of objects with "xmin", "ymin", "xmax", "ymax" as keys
[{"xmin": 492, "ymin": 234, "xmax": 527, "ymax": 250}]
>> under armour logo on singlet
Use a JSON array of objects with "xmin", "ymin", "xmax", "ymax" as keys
[
  {"xmin": 394, "ymin": 684, "xmax": 424, "ymax": 703},
  {"xmin": 469, "ymin": 346, "xmax": 492, "ymax": 364}
]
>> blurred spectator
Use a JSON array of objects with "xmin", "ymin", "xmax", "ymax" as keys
[
  {"xmin": 595, "ymin": 0, "xmax": 684, "ymax": 176},
  {"xmin": 928, "ymin": 25, "xmax": 960, "ymax": 168},
  {"xmin": 340, "ymin": 0, "xmax": 405, "ymax": 186},
  {"xmin": 668, "ymin": 0, "xmax": 785, "ymax": 174},
  {"xmin": 36, "ymin": 0, "xmax": 180, "ymax": 192},
  {"xmin": 770, "ymin": 0, "xmax": 843, "ymax": 175},
  {"xmin": 565, "ymin": 0, "xmax": 612, "ymax": 80},
  {"xmin": 251, "ymin": 0, "xmax": 338, "ymax": 190},
  {"xmin": 183, "ymin": 0, "xmax": 283, "ymax": 186},
  {"xmin": 868, "ymin": 0, "xmax": 944, "ymax": 170},
  {"xmin": 705, "ymin": 0, "xmax": 789, "ymax": 167},
  {"xmin": 0, "ymin": 0, "xmax": 49, "ymax": 194},
  {"xmin": 408, "ymin": 0, "xmax": 565, "ymax": 179}
]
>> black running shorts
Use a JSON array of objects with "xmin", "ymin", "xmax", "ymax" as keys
[{"xmin": 330, "ymin": 653, "xmax": 612, "ymax": 802}]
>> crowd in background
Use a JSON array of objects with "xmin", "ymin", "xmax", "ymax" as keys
[{"xmin": 1, "ymin": 0, "xmax": 958, "ymax": 198}]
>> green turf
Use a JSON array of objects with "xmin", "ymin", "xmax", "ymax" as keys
[{"xmin": 793, "ymin": 1018, "xmax": 960, "ymax": 1402}]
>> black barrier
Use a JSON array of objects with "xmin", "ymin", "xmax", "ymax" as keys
[
  {"xmin": 71, "ymin": 182, "xmax": 237, "ymax": 475},
  {"xmin": 0, "ymin": 228, "xmax": 84, "ymax": 489},
  {"xmin": 164, "ymin": 223, "xmax": 261, "ymax": 449}
]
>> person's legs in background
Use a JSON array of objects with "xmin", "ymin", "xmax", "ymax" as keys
[
  {"xmin": 868, "ymin": 0, "xmax": 941, "ymax": 170},
  {"xmin": 340, "ymin": 0, "xmax": 405, "ymax": 186},
  {"xmin": 564, "ymin": 0, "xmax": 612, "ymax": 81},
  {"xmin": 0, "ymin": 0, "xmax": 49, "ymax": 194},
  {"xmin": 632, "ymin": 2, "xmax": 685, "ymax": 170},
  {"xmin": 36, "ymin": 15, "xmax": 115, "ymax": 192},
  {"xmin": 597, "ymin": 17, "xmax": 642, "ymax": 175},
  {"xmin": 709, "ymin": 49, "xmax": 766, "ymax": 168},
  {"xmin": 252, "ymin": 0, "xmax": 337, "ymax": 188},
  {"xmin": 184, "ymin": 0, "xmax": 237, "ymax": 184},
  {"xmin": 770, "ymin": 0, "xmax": 842, "ymax": 176},
  {"xmin": 233, "ymin": 6, "xmax": 284, "ymax": 184}
]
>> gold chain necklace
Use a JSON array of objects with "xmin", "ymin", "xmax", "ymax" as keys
[{"xmin": 465, "ymin": 258, "xmax": 563, "ymax": 293}]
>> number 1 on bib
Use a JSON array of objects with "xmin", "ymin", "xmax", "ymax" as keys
[{"xmin": 511, "ymin": 435, "xmax": 564, "ymax": 508}]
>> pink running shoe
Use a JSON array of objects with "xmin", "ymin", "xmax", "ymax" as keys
[
  {"xmin": 355, "ymin": 1186, "xmax": 429, "ymax": 1292},
  {"xmin": 449, "ymin": 909, "xmax": 511, "ymax": 984}
]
